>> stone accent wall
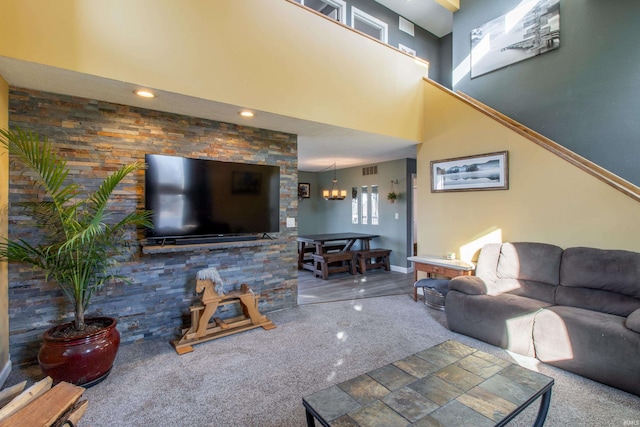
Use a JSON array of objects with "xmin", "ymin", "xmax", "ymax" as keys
[{"xmin": 7, "ymin": 88, "xmax": 298, "ymax": 364}]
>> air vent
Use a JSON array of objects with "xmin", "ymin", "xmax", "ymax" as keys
[
  {"xmin": 362, "ymin": 166, "xmax": 378, "ymax": 176},
  {"xmin": 399, "ymin": 16, "xmax": 415, "ymax": 36}
]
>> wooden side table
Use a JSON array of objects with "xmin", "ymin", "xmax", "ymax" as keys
[{"xmin": 408, "ymin": 255, "xmax": 475, "ymax": 302}]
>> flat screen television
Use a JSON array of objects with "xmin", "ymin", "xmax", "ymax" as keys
[{"xmin": 144, "ymin": 154, "xmax": 280, "ymax": 244}]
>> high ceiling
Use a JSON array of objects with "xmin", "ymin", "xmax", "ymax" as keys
[{"xmin": 0, "ymin": 1, "xmax": 453, "ymax": 172}]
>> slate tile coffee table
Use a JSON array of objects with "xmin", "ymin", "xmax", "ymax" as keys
[{"xmin": 302, "ymin": 340, "xmax": 554, "ymax": 427}]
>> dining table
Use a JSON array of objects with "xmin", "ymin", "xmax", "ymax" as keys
[{"xmin": 297, "ymin": 232, "xmax": 379, "ymax": 271}]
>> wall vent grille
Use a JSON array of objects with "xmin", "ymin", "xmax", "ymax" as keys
[
  {"xmin": 399, "ymin": 16, "xmax": 415, "ymax": 36},
  {"xmin": 362, "ymin": 166, "xmax": 378, "ymax": 176}
]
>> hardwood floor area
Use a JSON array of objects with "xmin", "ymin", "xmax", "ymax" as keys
[{"xmin": 297, "ymin": 268, "xmax": 416, "ymax": 305}]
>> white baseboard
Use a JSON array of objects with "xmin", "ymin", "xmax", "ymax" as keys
[
  {"xmin": 0, "ymin": 357, "xmax": 11, "ymax": 388},
  {"xmin": 390, "ymin": 265, "xmax": 412, "ymax": 274}
]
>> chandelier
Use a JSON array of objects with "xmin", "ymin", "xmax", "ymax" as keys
[{"xmin": 322, "ymin": 163, "xmax": 347, "ymax": 200}]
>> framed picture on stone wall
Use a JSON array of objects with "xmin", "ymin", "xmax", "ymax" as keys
[{"xmin": 431, "ymin": 151, "xmax": 509, "ymax": 192}]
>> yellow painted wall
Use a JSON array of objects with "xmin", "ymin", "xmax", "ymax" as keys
[
  {"xmin": 418, "ymin": 80, "xmax": 640, "ymax": 261},
  {"xmin": 0, "ymin": 75, "xmax": 8, "ymax": 378},
  {"xmin": 0, "ymin": 0, "xmax": 426, "ymax": 142}
]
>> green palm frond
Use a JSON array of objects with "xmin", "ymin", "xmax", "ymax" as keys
[
  {"xmin": 0, "ymin": 127, "xmax": 153, "ymax": 330},
  {"xmin": 1, "ymin": 128, "xmax": 78, "ymax": 210},
  {"xmin": 89, "ymin": 161, "xmax": 144, "ymax": 211}
]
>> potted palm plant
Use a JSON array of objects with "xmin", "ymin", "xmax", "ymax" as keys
[{"xmin": 0, "ymin": 128, "xmax": 152, "ymax": 386}]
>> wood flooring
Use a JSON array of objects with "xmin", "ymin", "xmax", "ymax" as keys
[{"xmin": 297, "ymin": 268, "xmax": 416, "ymax": 305}]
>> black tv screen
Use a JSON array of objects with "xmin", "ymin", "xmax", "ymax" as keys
[{"xmin": 145, "ymin": 154, "xmax": 280, "ymax": 242}]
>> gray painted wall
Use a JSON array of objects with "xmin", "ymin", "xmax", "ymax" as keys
[
  {"xmin": 452, "ymin": 0, "xmax": 640, "ymax": 186},
  {"xmin": 298, "ymin": 159, "xmax": 414, "ymax": 268},
  {"xmin": 438, "ymin": 33, "xmax": 453, "ymax": 89},
  {"xmin": 298, "ymin": 171, "xmax": 321, "ymax": 234}
]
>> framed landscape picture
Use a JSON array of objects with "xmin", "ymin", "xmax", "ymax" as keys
[{"xmin": 431, "ymin": 151, "xmax": 509, "ymax": 193}]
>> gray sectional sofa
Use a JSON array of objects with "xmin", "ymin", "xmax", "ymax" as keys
[{"xmin": 445, "ymin": 242, "xmax": 640, "ymax": 396}]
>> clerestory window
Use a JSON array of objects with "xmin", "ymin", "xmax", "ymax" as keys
[
  {"xmin": 294, "ymin": 0, "xmax": 347, "ymax": 23},
  {"xmin": 351, "ymin": 7, "xmax": 388, "ymax": 43}
]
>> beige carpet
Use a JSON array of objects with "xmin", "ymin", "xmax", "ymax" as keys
[{"xmin": 6, "ymin": 295, "xmax": 640, "ymax": 426}]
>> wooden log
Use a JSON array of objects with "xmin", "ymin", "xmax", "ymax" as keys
[
  {"xmin": 0, "ymin": 376, "xmax": 53, "ymax": 422},
  {"xmin": 0, "ymin": 381, "xmax": 85, "ymax": 427},
  {"xmin": 51, "ymin": 399, "xmax": 89, "ymax": 427},
  {"xmin": 0, "ymin": 381, "xmax": 26, "ymax": 409},
  {"xmin": 66, "ymin": 399, "xmax": 89, "ymax": 426}
]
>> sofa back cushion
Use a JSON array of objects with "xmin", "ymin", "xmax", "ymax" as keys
[
  {"xmin": 497, "ymin": 242, "xmax": 563, "ymax": 284},
  {"xmin": 474, "ymin": 242, "xmax": 561, "ymax": 302},
  {"xmin": 557, "ymin": 247, "xmax": 640, "ymax": 316},
  {"xmin": 494, "ymin": 242, "xmax": 562, "ymax": 303},
  {"xmin": 474, "ymin": 243, "xmax": 502, "ymax": 285}
]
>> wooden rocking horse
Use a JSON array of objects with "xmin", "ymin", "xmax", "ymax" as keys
[{"xmin": 172, "ymin": 268, "xmax": 276, "ymax": 355}]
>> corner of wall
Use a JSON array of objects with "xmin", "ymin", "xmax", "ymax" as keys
[{"xmin": 1, "ymin": 74, "xmax": 9, "ymax": 380}]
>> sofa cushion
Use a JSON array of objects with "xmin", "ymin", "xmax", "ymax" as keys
[
  {"xmin": 555, "ymin": 286, "xmax": 640, "ymax": 317},
  {"xmin": 560, "ymin": 247, "xmax": 640, "ymax": 296},
  {"xmin": 534, "ymin": 306, "xmax": 640, "ymax": 396},
  {"xmin": 490, "ymin": 278, "xmax": 556, "ymax": 303},
  {"xmin": 474, "ymin": 243, "xmax": 502, "ymax": 286},
  {"xmin": 487, "ymin": 242, "xmax": 562, "ymax": 303},
  {"xmin": 626, "ymin": 309, "xmax": 640, "ymax": 333},
  {"xmin": 497, "ymin": 242, "xmax": 563, "ymax": 285},
  {"xmin": 557, "ymin": 247, "xmax": 640, "ymax": 316},
  {"xmin": 446, "ymin": 291, "xmax": 552, "ymax": 357}
]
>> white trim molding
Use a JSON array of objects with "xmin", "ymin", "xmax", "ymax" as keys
[
  {"xmin": 351, "ymin": 7, "xmax": 389, "ymax": 43},
  {"xmin": 390, "ymin": 264, "xmax": 412, "ymax": 274},
  {"xmin": 300, "ymin": 0, "xmax": 347, "ymax": 23}
]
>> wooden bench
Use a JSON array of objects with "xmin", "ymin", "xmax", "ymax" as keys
[
  {"xmin": 312, "ymin": 251, "xmax": 356, "ymax": 280},
  {"xmin": 298, "ymin": 243, "xmax": 346, "ymax": 271},
  {"xmin": 322, "ymin": 243, "xmax": 348, "ymax": 252},
  {"xmin": 355, "ymin": 248, "xmax": 391, "ymax": 274}
]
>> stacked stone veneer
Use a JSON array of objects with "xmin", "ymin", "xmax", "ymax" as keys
[{"xmin": 7, "ymin": 88, "xmax": 299, "ymax": 364}]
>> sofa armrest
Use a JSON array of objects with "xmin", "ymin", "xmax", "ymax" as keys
[
  {"xmin": 448, "ymin": 276, "xmax": 488, "ymax": 295},
  {"xmin": 625, "ymin": 309, "xmax": 640, "ymax": 333}
]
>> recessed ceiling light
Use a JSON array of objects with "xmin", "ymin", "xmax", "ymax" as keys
[
  {"xmin": 239, "ymin": 110, "xmax": 254, "ymax": 118},
  {"xmin": 134, "ymin": 89, "xmax": 155, "ymax": 98}
]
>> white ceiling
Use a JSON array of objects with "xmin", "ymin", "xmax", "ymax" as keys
[{"xmin": 0, "ymin": 1, "xmax": 452, "ymax": 173}]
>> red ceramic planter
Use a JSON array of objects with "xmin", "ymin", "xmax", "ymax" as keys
[{"xmin": 38, "ymin": 316, "xmax": 120, "ymax": 387}]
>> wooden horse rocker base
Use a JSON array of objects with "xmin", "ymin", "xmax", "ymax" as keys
[{"xmin": 172, "ymin": 268, "xmax": 276, "ymax": 355}]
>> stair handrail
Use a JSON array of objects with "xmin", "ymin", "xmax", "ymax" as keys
[{"xmin": 424, "ymin": 78, "xmax": 640, "ymax": 203}]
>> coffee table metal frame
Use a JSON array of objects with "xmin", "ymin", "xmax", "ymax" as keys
[{"xmin": 302, "ymin": 340, "xmax": 554, "ymax": 427}]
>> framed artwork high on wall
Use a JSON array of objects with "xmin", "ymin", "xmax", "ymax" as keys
[{"xmin": 470, "ymin": 0, "xmax": 560, "ymax": 78}]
